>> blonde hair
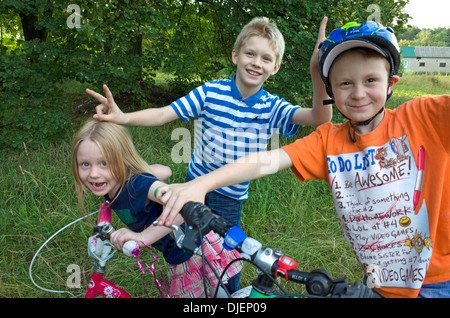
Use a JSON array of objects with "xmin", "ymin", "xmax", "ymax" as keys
[
  {"xmin": 71, "ymin": 119, "xmax": 153, "ymax": 213},
  {"xmin": 233, "ymin": 17, "xmax": 285, "ymax": 65}
]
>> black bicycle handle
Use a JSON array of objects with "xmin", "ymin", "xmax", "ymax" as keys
[{"xmin": 180, "ymin": 201, "xmax": 234, "ymax": 237}]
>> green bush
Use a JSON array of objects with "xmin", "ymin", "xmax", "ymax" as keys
[{"xmin": 0, "ymin": 39, "xmax": 71, "ymax": 153}]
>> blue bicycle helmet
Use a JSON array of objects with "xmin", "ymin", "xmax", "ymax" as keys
[
  {"xmin": 318, "ymin": 21, "xmax": 401, "ymax": 142},
  {"xmin": 319, "ymin": 21, "xmax": 400, "ymax": 100}
]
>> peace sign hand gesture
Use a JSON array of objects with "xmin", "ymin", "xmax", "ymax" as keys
[{"xmin": 86, "ymin": 84, "xmax": 128, "ymax": 124}]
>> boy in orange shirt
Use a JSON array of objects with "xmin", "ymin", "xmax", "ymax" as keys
[{"xmin": 159, "ymin": 22, "xmax": 450, "ymax": 298}]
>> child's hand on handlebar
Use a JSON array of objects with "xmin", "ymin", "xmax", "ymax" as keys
[
  {"xmin": 110, "ymin": 228, "xmax": 143, "ymax": 252},
  {"xmin": 156, "ymin": 181, "xmax": 207, "ymax": 226}
]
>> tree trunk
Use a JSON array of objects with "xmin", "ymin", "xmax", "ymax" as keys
[{"xmin": 19, "ymin": 11, "xmax": 49, "ymax": 42}]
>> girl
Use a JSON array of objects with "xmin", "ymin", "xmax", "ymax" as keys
[{"xmin": 71, "ymin": 118, "xmax": 242, "ymax": 298}]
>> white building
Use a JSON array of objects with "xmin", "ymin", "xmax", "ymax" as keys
[{"xmin": 401, "ymin": 46, "xmax": 450, "ymax": 74}]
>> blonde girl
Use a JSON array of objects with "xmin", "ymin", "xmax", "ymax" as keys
[{"xmin": 71, "ymin": 119, "xmax": 242, "ymax": 297}]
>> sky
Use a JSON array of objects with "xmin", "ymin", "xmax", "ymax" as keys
[{"xmin": 403, "ymin": 0, "xmax": 450, "ymax": 29}]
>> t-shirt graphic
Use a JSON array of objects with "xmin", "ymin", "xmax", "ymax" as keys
[{"xmin": 327, "ymin": 135, "xmax": 431, "ymax": 289}]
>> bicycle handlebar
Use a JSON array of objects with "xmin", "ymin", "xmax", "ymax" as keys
[
  {"xmin": 91, "ymin": 201, "xmax": 380, "ymax": 298},
  {"xmin": 92, "ymin": 202, "xmax": 138, "ymax": 259},
  {"xmin": 175, "ymin": 201, "xmax": 381, "ymax": 298}
]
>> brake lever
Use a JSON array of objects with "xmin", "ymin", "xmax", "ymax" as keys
[
  {"xmin": 152, "ymin": 221, "xmax": 202, "ymax": 255},
  {"xmin": 152, "ymin": 221, "xmax": 186, "ymax": 249}
]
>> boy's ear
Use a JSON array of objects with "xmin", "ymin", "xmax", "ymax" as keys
[
  {"xmin": 271, "ymin": 64, "xmax": 281, "ymax": 76},
  {"xmin": 232, "ymin": 49, "xmax": 238, "ymax": 65},
  {"xmin": 388, "ymin": 75, "xmax": 400, "ymax": 94}
]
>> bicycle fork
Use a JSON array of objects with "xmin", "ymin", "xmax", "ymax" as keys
[{"xmin": 85, "ymin": 202, "xmax": 132, "ymax": 298}]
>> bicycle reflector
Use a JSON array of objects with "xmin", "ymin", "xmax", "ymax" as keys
[
  {"xmin": 223, "ymin": 226, "xmax": 247, "ymax": 250},
  {"xmin": 278, "ymin": 255, "xmax": 298, "ymax": 270},
  {"xmin": 275, "ymin": 255, "xmax": 298, "ymax": 280}
]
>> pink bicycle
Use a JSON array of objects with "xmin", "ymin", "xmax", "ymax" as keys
[
  {"xmin": 30, "ymin": 201, "xmax": 379, "ymax": 298},
  {"xmin": 85, "ymin": 202, "xmax": 168, "ymax": 298},
  {"xmin": 29, "ymin": 201, "xmax": 168, "ymax": 298}
]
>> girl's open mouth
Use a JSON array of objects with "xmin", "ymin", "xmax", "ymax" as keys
[{"xmin": 91, "ymin": 182, "xmax": 107, "ymax": 190}]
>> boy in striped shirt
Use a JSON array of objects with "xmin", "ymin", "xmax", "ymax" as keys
[{"xmin": 87, "ymin": 16, "xmax": 331, "ymax": 293}]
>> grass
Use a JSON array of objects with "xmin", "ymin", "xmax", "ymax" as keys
[
  {"xmin": 387, "ymin": 73, "xmax": 450, "ymax": 108},
  {"xmin": 1, "ymin": 74, "xmax": 448, "ymax": 298}
]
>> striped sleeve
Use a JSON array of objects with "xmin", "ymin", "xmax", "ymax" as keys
[
  {"xmin": 268, "ymin": 96, "xmax": 301, "ymax": 137},
  {"xmin": 170, "ymin": 84, "xmax": 207, "ymax": 122}
]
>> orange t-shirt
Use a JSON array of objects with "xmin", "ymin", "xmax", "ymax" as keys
[{"xmin": 282, "ymin": 96, "xmax": 450, "ymax": 298}]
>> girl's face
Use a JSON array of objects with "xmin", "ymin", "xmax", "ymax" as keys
[{"xmin": 76, "ymin": 140, "xmax": 120, "ymax": 198}]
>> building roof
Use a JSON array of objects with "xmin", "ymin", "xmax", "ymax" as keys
[
  {"xmin": 400, "ymin": 46, "xmax": 450, "ymax": 58},
  {"xmin": 401, "ymin": 46, "xmax": 415, "ymax": 58}
]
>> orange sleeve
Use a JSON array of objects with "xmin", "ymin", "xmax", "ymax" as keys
[{"xmin": 282, "ymin": 123, "xmax": 332, "ymax": 184}]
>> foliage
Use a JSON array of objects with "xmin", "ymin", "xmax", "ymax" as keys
[
  {"xmin": 399, "ymin": 26, "xmax": 450, "ymax": 46},
  {"xmin": 159, "ymin": 0, "xmax": 411, "ymax": 103},
  {"xmin": 0, "ymin": 38, "xmax": 71, "ymax": 152},
  {"xmin": 1, "ymin": 0, "xmax": 410, "ymax": 153}
]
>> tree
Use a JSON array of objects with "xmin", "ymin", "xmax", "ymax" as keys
[
  {"xmin": 415, "ymin": 29, "xmax": 434, "ymax": 46},
  {"xmin": 0, "ymin": 0, "xmax": 173, "ymax": 152},
  {"xmin": 0, "ymin": 0, "xmax": 411, "ymax": 153},
  {"xmin": 165, "ymin": 0, "xmax": 410, "ymax": 103},
  {"xmin": 399, "ymin": 26, "xmax": 450, "ymax": 46},
  {"xmin": 398, "ymin": 26, "xmax": 421, "ymax": 42},
  {"xmin": 430, "ymin": 28, "xmax": 450, "ymax": 46}
]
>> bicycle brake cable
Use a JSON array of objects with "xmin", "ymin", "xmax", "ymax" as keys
[
  {"xmin": 217, "ymin": 257, "xmax": 290, "ymax": 297},
  {"xmin": 198, "ymin": 228, "xmax": 232, "ymax": 298},
  {"xmin": 29, "ymin": 209, "xmax": 100, "ymax": 297}
]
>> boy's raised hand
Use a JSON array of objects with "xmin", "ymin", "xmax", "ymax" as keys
[
  {"xmin": 86, "ymin": 84, "xmax": 128, "ymax": 124},
  {"xmin": 310, "ymin": 16, "xmax": 328, "ymax": 74}
]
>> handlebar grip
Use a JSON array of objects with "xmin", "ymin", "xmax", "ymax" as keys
[
  {"xmin": 122, "ymin": 240, "xmax": 139, "ymax": 257},
  {"xmin": 179, "ymin": 202, "xmax": 210, "ymax": 226},
  {"xmin": 348, "ymin": 283, "xmax": 383, "ymax": 298},
  {"xmin": 179, "ymin": 202, "xmax": 248, "ymax": 251},
  {"xmin": 180, "ymin": 202, "xmax": 234, "ymax": 236},
  {"xmin": 98, "ymin": 202, "xmax": 112, "ymax": 225}
]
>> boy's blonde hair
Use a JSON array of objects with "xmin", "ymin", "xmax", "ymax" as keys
[
  {"xmin": 71, "ymin": 119, "xmax": 152, "ymax": 212},
  {"xmin": 233, "ymin": 17, "xmax": 285, "ymax": 65}
]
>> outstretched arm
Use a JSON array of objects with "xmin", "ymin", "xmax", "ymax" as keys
[
  {"xmin": 157, "ymin": 148, "xmax": 294, "ymax": 226},
  {"xmin": 86, "ymin": 84, "xmax": 179, "ymax": 126},
  {"xmin": 110, "ymin": 178, "xmax": 183, "ymax": 251}
]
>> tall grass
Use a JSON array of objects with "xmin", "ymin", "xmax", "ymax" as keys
[
  {"xmin": 387, "ymin": 73, "xmax": 450, "ymax": 108},
  {"xmin": 1, "ymin": 74, "xmax": 448, "ymax": 298}
]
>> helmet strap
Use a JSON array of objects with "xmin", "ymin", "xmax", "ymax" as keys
[{"xmin": 347, "ymin": 107, "xmax": 385, "ymax": 142}]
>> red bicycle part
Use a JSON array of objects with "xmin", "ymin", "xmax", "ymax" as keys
[{"xmin": 85, "ymin": 272, "xmax": 132, "ymax": 298}]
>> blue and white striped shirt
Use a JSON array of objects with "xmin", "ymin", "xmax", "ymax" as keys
[{"xmin": 171, "ymin": 75, "xmax": 301, "ymax": 201}]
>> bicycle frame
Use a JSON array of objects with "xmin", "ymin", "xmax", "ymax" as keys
[
  {"xmin": 85, "ymin": 202, "xmax": 132, "ymax": 298},
  {"xmin": 86, "ymin": 271, "xmax": 132, "ymax": 298}
]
